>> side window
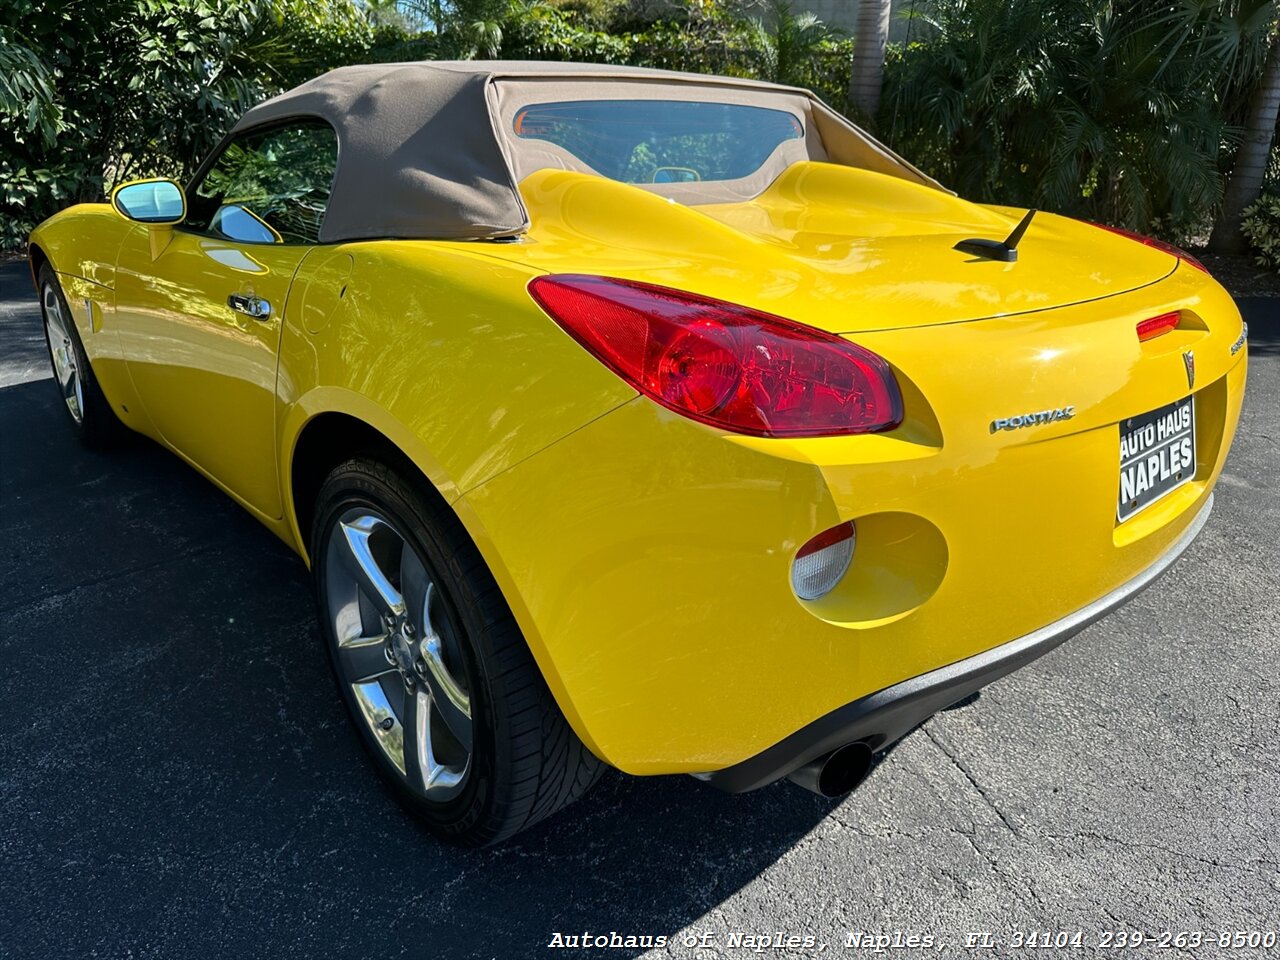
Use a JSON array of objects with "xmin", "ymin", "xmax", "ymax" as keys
[{"xmin": 186, "ymin": 120, "xmax": 338, "ymax": 245}]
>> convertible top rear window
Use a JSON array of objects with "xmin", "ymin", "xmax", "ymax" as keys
[{"xmin": 511, "ymin": 100, "xmax": 805, "ymax": 185}]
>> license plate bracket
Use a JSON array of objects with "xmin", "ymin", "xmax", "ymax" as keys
[{"xmin": 1117, "ymin": 396, "xmax": 1196, "ymax": 522}]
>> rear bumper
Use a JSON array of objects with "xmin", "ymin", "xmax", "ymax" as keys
[{"xmin": 704, "ymin": 493, "xmax": 1214, "ymax": 793}]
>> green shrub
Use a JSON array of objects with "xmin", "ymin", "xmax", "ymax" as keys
[
  {"xmin": 502, "ymin": 4, "xmax": 633, "ymax": 62},
  {"xmin": 880, "ymin": 0, "xmax": 1264, "ymax": 241},
  {"xmin": 0, "ymin": 0, "xmax": 387, "ymax": 249},
  {"xmin": 1241, "ymin": 192, "xmax": 1280, "ymax": 272},
  {"xmin": 4, "ymin": 0, "xmax": 1271, "ymax": 252}
]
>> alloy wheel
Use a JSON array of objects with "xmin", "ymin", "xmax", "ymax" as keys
[
  {"xmin": 42, "ymin": 283, "xmax": 84, "ymax": 424},
  {"xmin": 324, "ymin": 509, "xmax": 473, "ymax": 801}
]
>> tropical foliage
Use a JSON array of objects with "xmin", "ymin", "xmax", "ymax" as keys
[
  {"xmin": 881, "ymin": 0, "xmax": 1278, "ymax": 237},
  {"xmin": 0, "ymin": 0, "xmax": 378, "ymax": 248},
  {"xmin": 1241, "ymin": 190, "xmax": 1280, "ymax": 266},
  {"xmin": 2, "ymin": 0, "xmax": 1278, "ymax": 253}
]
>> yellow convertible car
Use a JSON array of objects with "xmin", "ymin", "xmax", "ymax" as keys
[{"xmin": 29, "ymin": 62, "xmax": 1247, "ymax": 845}]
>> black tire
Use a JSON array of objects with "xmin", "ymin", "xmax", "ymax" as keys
[
  {"xmin": 312, "ymin": 457, "xmax": 603, "ymax": 846},
  {"xmin": 36, "ymin": 263, "xmax": 124, "ymax": 449}
]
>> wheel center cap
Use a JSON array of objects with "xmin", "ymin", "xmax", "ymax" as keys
[{"xmin": 389, "ymin": 630, "xmax": 416, "ymax": 677}]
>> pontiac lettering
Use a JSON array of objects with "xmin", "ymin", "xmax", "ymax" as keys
[{"xmin": 990, "ymin": 406, "xmax": 1076, "ymax": 433}]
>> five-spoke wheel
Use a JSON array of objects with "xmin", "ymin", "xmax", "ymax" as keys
[
  {"xmin": 41, "ymin": 281, "xmax": 84, "ymax": 425},
  {"xmin": 325, "ymin": 509, "xmax": 474, "ymax": 801},
  {"xmin": 36, "ymin": 264, "xmax": 122, "ymax": 448},
  {"xmin": 312, "ymin": 458, "xmax": 603, "ymax": 845}
]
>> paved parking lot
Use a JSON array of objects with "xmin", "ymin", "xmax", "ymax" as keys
[{"xmin": 1, "ymin": 258, "xmax": 1277, "ymax": 959}]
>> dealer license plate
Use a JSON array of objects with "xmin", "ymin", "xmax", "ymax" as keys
[{"xmin": 1117, "ymin": 396, "xmax": 1196, "ymax": 522}]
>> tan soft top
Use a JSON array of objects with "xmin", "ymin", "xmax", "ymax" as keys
[{"xmin": 232, "ymin": 60, "xmax": 945, "ymax": 243}]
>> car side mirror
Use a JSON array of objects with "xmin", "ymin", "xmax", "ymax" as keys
[{"xmin": 111, "ymin": 179, "xmax": 187, "ymax": 225}]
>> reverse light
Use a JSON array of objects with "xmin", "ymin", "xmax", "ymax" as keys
[
  {"xmin": 1090, "ymin": 222, "xmax": 1209, "ymax": 274},
  {"xmin": 528, "ymin": 275, "xmax": 903, "ymax": 437},
  {"xmin": 791, "ymin": 522, "xmax": 855, "ymax": 600},
  {"xmin": 1136, "ymin": 312, "xmax": 1180, "ymax": 342}
]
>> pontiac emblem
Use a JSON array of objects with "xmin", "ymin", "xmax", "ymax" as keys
[
  {"xmin": 1183, "ymin": 350, "xmax": 1196, "ymax": 390},
  {"xmin": 990, "ymin": 406, "xmax": 1075, "ymax": 432}
]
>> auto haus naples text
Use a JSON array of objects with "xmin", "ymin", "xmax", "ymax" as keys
[
  {"xmin": 545, "ymin": 931, "xmax": 822, "ymax": 950},
  {"xmin": 1119, "ymin": 401, "xmax": 1194, "ymax": 504},
  {"xmin": 545, "ymin": 929, "xmax": 937, "ymax": 951}
]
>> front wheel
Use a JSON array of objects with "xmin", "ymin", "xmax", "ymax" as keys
[
  {"xmin": 37, "ymin": 263, "xmax": 123, "ymax": 448},
  {"xmin": 312, "ymin": 457, "xmax": 603, "ymax": 845}
]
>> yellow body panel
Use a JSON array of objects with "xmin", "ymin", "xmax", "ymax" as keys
[
  {"xmin": 28, "ymin": 158, "xmax": 1247, "ymax": 776},
  {"xmin": 112, "ymin": 226, "xmax": 309, "ymax": 517},
  {"xmin": 461, "ymin": 268, "xmax": 1244, "ymax": 770},
  {"xmin": 509, "ymin": 165, "xmax": 1180, "ymax": 331}
]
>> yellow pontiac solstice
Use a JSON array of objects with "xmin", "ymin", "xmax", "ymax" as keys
[{"xmin": 29, "ymin": 61, "xmax": 1247, "ymax": 844}]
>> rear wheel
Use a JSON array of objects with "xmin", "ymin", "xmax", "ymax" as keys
[
  {"xmin": 37, "ymin": 264, "xmax": 123, "ymax": 448},
  {"xmin": 312, "ymin": 457, "xmax": 603, "ymax": 845}
]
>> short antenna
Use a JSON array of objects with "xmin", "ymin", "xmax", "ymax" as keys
[{"xmin": 954, "ymin": 208, "xmax": 1038, "ymax": 262}]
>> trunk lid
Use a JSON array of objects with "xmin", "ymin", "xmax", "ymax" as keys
[{"xmin": 505, "ymin": 163, "xmax": 1177, "ymax": 334}]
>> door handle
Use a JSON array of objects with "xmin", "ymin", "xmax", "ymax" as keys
[{"xmin": 228, "ymin": 294, "xmax": 271, "ymax": 320}]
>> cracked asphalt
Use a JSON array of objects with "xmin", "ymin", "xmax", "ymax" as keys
[{"xmin": 1, "ymin": 258, "xmax": 1278, "ymax": 959}]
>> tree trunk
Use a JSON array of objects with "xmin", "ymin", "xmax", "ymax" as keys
[
  {"xmin": 847, "ymin": 0, "xmax": 892, "ymax": 121},
  {"xmin": 1209, "ymin": 32, "xmax": 1280, "ymax": 254}
]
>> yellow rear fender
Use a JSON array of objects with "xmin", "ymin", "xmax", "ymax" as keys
[
  {"xmin": 276, "ymin": 239, "xmax": 637, "ymax": 557},
  {"xmin": 279, "ymin": 387, "xmax": 459, "ymax": 556},
  {"xmin": 278, "ymin": 387, "xmax": 604, "ymax": 756},
  {"xmin": 276, "ymin": 241, "xmax": 644, "ymax": 756}
]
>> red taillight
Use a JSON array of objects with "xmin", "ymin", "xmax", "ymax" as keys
[
  {"xmin": 1136, "ymin": 312, "xmax": 1180, "ymax": 341},
  {"xmin": 796, "ymin": 522, "xmax": 855, "ymax": 558},
  {"xmin": 1090, "ymin": 222, "xmax": 1209, "ymax": 274},
  {"xmin": 528, "ymin": 275, "xmax": 903, "ymax": 438}
]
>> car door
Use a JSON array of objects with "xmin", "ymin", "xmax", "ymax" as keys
[{"xmin": 112, "ymin": 119, "xmax": 339, "ymax": 519}]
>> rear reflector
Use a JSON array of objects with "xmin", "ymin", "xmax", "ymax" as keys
[
  {"xmin": 1136, "ymin": 312, "xmax": 1180, "ymax": 341},
  {"xmin": 792, "ymin": 522, "xmax": 855, "ymax": 600}
]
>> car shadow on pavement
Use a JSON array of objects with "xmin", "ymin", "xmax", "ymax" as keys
[{"xmin": 0, "ymin": 373, "xmax": 837, "ymax": 960}]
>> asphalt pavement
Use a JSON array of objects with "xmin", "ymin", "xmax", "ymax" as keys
[{"xmin": 1, "ymin": 258, "xmax": 1277, "ymax": 959}]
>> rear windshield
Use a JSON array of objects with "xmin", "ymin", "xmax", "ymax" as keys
[{"xmin": 511, "ymin": 100, "xmax": 804, "ymax": 185}]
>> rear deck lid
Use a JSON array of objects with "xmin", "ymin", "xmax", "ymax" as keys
[{"xmin": 506, "ymin": 163, "xmax": 1178, "ymax": 334}]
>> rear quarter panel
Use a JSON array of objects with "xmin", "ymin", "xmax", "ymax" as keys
[{"xmin": 277, "ymin": 240, "xmax": 636, "ymax": 534}]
